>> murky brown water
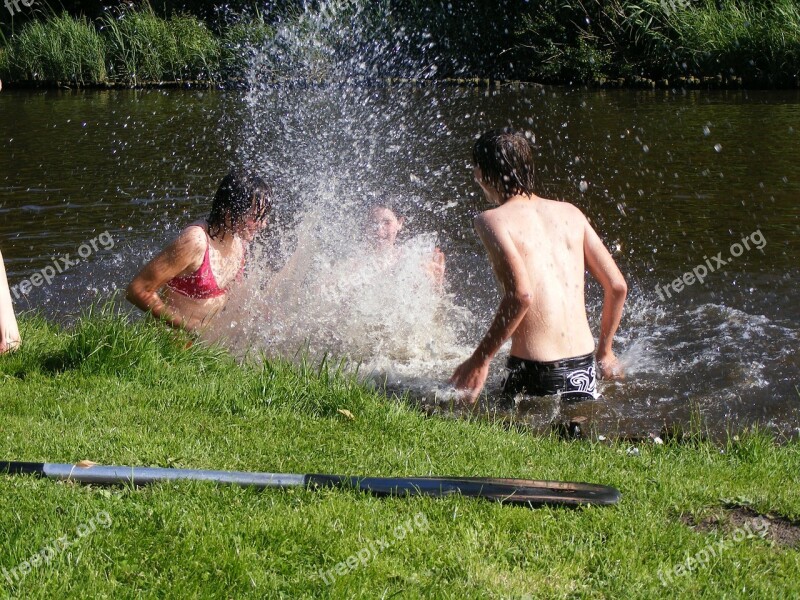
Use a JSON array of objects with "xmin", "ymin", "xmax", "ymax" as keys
[{"xmin": 1, "ymin": 86, "xmax": 798, "ymax": 438}]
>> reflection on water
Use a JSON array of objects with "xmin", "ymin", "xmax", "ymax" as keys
[{"xmin": 0, "ymin": 85, "xmax": 798, "ymax": 438}]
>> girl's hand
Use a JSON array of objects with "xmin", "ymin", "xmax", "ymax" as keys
[{"xmin": 426, "ymin": 248, "xmax": 446, "ymax": 287}]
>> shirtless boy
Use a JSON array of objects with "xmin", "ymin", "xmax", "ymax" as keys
[{"xmin": 449, "ymin": 128, "xmax": 627, "ymax": 405}]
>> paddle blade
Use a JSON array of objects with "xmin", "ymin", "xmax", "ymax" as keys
[{"xmin": 306, "ymin": 475, "xmax": 620, "ymax": 507}]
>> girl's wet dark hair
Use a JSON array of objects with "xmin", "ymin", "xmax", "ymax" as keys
[
  {"xmin": 367, "ymin": 194, "xmax": 404, "ymax": 218},
  {"xmin": 472, "ymin": 128, "xmax": 536, "ymax": 201},
  {"xmin": 207, "ymin": 170, "xmax": 271, "ymax": 240}
]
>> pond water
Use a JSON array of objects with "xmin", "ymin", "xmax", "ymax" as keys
[{"xmin": 0, "ymin": 85, "xmax": 798, "ymax": 438}]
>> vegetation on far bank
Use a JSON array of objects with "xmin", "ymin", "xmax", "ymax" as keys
[
  {"xmin": 0, "ymin": 0, "xmax": 798, "ymax": 89},
  {"xmin": 0, "ymin": 310, "xmax": 798, "ymax": 597}
]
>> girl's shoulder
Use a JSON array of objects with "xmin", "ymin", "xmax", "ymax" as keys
[{"xmin": 171, "ymin": 223, "xmax": 209, "ymax": 256}]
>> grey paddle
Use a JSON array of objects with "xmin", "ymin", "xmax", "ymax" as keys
[{"xmin": 0, "ymin": 461, "xmax": 621, "ymax": 507}]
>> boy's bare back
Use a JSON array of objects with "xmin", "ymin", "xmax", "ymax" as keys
[
  {"xmin": 449, "ymin": 128, "xmax": 627, "ymax": 405},
  {"xmin": 475, "ymin": 196, "xmax": 595, "ymax": 362}
]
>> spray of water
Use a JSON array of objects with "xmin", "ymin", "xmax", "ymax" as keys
[{"xmin": 204, "ymin": 2, "xmax": 473, "ymax": 389}]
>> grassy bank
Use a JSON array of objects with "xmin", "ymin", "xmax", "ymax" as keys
[
  {"xmin": 0, "ymin": 1, "xmax": 798, "ymax": 88},
  {"xmin": 515, "ymin": 0, "xmax": 800, "ymax": 87},
  {"xmin": 0, "ymin": 311, "xmax": 798, "ymax": 597},
  {"xmin": 1, "ymin": 8, "xmax": 227, "ymax": 86}
]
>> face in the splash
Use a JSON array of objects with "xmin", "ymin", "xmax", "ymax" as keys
[
  {"xmin": 238, "ymin": 206, "xmax": 269, "ymax": 242},
  {"xmin": 367, "ymin": 206, "xmax": 404, "ymax": 249}
]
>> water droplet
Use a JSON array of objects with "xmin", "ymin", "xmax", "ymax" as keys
[
  {"xmin": 578, "ymin": 181, "xmax": 588, "ymax": 193},
  {"xmin": 703, "ymin": 125, "xmax": 710, "ymax": 136},
  {"xmin": 714, "ymin": 144, "xmax": 722, "ymax": 152},
  {"xmin": 642, "ymin": 145, "xmax": 649, "ymax": 153}
]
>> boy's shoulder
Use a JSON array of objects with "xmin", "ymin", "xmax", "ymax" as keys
[
  {"xmin": 478, "ymin": 198, "xmax": 588, "ymax": 221},
  {"xmin": 557, "ymin": 199, "xmax": 589, "ymax": 221},
  {"xmin": 532, "ymin": 198, "xmax": 589, "ymax": 229}
]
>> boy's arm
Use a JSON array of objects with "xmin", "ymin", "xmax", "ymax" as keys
[
  {"xmin": 583, "ymin": 217, "xmax": 627, "ymax": 379},
  {"xmin": 449, "ymin": 214, "xmax": 533, "ymax": 404},
  {"xmin": 0, "ymin": 250, "xmax": 21, "ymax": 353}
]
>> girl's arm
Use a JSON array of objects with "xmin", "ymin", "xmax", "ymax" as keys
[
  {"xmin": 426, "ymin": 248, "xmax": 446, "ymax": 288},
  {"xmin": 126, "ymin": 227, "xmax": 206, "ymax": 330}
]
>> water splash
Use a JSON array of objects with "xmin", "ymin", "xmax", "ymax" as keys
[{"xmin": 205, "ymin": 5, "xmax": 475, "ymax": 386}]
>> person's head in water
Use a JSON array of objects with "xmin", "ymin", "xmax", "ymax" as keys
[
  {"xmin": 207, "ymin": 170, "xmax": 272, "ymax": 241},
  {"xmin": 366, "ymin": 197, "xmax": 404, "ymax": 250},
  {"xmin": 472, "ymin": 128, "xmax": 536, "ymax": 204}
]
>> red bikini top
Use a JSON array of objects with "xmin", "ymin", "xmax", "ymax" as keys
[{"xmin": 166, "ymin": 226, "xmax": 245, "ymax": 300}]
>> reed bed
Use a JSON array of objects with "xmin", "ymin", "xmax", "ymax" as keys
[
  {"xmin": 220, "ymin": 14, "xmax": 274, "ymax": 80},
  {"xmin": 102, "ymin": 7, "xmax": 221, "ymax": 84},
  {"xmin": 0, "ymin": 8, "xmax": 269, "ymax": 86},
  {"xmin": 2, "ymin": 12, "xmax": 106, "ymax": 84},
  {"xmin": 0, "ymin": 1, "xmax": 797, "ymax": 87},
  {"xmin": 515, "ymin": 0, "xmax": 800, "ymax": 85},
  {"xmin": 670, "ymin": 0, "xmax": 800, "ymax": 85}
]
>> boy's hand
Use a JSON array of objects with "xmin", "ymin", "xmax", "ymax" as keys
[
  {"xmin": 449, "ymin": 355, "xmax": 490, "ymax": 406},
  {"xmin": 596, "ymin": 351, "xmax": 624, "ymax": 380}
]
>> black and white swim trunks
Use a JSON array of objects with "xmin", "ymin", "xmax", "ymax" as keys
[{"xmin": 501, "ymin": 352, "xmax": 600, "ymax": 401}]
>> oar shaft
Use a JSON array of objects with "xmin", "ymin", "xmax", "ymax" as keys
[{"xmin": 1, "ymin": 462, "xmax": 306, "ymax": 489}]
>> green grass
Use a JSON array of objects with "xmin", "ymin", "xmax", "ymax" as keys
[
  {"xmin": 1, "ymin": 1, "xmax": 799, "ymax": 87},
  {"xmin": 2, "ymin": 12, "xmax": 106, "ymax": 85},
  {"xmin": 514, "ymin": 0, "xmax": 800, "ymax": 84},
  {"xmin": 0, "ymin": 46, "xmax": 9, "ymax": 80},
  {"xmin": 669, "ymin": 0, "xmax": 800, "ymax": 85},
  {"xmin": 0, "ymin": 310, "xmax": 798, "ymax": 597},
  {"xmin": 102, "ymin": 7, "xmax": 220, "ymax": 85}
]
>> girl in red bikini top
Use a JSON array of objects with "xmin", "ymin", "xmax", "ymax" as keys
[
  {"xmin": 166, "ymin": 226, "xmax": 246, "ymax": 300},
  {"xmin": 126, "ymin": 170, "xmax": 271, "ymax": 332}
]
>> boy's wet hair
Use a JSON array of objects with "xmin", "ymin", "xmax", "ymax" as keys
[
  {"xmin": 472, "ymin": 128, "xmax": 536, "ymax": 200},
  {"xmin": 207, "ymin": 169, "xmax": 272, "ymax": 239}
]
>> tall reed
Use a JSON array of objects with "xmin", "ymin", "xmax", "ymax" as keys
[
  {"xmin": 4, "ymin": 12, "xmax": 106, "ymax": 84},
  {"xmin": 668, "ymin": 0, "xmax": 800, "ymax": 84},
  {"xmin": 102, "ymin": 6, "xmax": 220, "ymax": 84},
  {"xmin": 0, "ymin": 46, "xmax": 9, "ymax": 80},
  {"xmin": 0, "ymin": 1, "xmax": 798, "ymax": 86},
  {"xmin": 514, "ymin": 0, "xmax": 800, "ymax": 84}
]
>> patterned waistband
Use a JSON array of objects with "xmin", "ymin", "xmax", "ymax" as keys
[{"xmin": 506, "ymin": 351, "xmax": 595, "ymax": 372}]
